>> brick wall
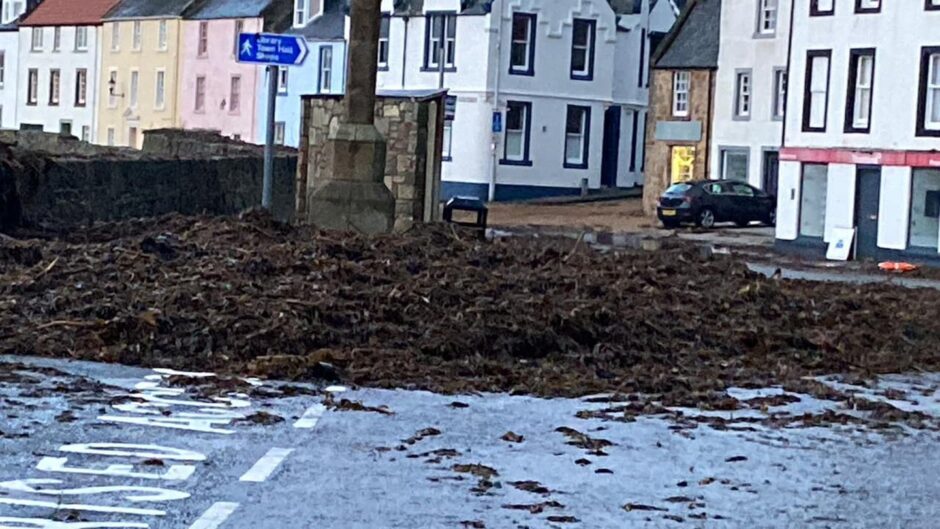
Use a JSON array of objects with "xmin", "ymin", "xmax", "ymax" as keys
[
  {"xmin": 297, "ymin": 93, "xmax": 443, "ymax": 232},
  {"xmin": 643, "ymin": 69, "xmax": 716, "ymax": 214}
]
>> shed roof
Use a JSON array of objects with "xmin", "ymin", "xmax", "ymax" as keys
[
  {"xmin": 653, "ymin": 0, "xmax": 720, "ymax": 69},
  {"xmin": 21, "ymin": 0, "xmax": 121, "ymax": 26}
]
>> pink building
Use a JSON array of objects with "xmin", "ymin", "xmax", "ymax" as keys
[{"xmin": 178, "ymin": 0, "xmax": 291, "ymax": 142}]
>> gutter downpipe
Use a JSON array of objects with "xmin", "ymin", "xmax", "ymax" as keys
[
  {"xmin": 487, "ymin": 1, "xmax": 502, "ymax": 202},
  {"xmin": 401, "ymin": 15, "xmax": 408, "ymax": 88},
  {"xmin": 781, "ymin": 0, "xmax": 796, "ymax": 149}
]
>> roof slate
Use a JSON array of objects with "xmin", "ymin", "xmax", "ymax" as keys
[
  {"xmin": 105, "ymin": 0, "xmax": 196, "ymax": 20},
  {"xmin": 653, "ymin": 0, "xmax": 720, "ymax": 69}
]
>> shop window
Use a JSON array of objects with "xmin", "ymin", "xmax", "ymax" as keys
[
  {"xmin": 799, "ymin": 164, "xmax": 828, "ymax": 238},
  {"xmin": 909, "ymin": 169, "xmax": 940, "ymax": 249},
  {"xmin": 671, "ymin": 146, "xmax": 695, "ymax": 183}
]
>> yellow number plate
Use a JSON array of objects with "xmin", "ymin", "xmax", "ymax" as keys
[{"xmin": 662, "ymin": 209, "xmax": 677, "ymax": 217}]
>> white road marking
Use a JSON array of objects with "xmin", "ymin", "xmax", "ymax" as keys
[
  {"xmin": 0, "ymin": 497, "xmax": 164, "ymax": 516},
  {"xmin": 293, "ymin": 404, "xmax": 327, "ymax": 429},
  {"xmin": 325, "ymin": 385, "xmax": 348, "ymax": 393},
  {"xmin": 0, "ymin": 478, "xmax": 190, "ymax": 502},
  {"xmin": 0, "ymin": 517, "xmax": 148, "ymax": 528},
  {"xmin": 239, "ymin": 448, "xmax": 293, "ymax": 483},
  {"xmin": 187, "ymin": 502, "xmax": 239, "ymax": 529},
  {"xmin": 37, "ymin": 457, "xmax": 195, "ymax": 481},
  {"xmin": 58, "ymin": 443, "xmax": 207, "ymax": 462}
]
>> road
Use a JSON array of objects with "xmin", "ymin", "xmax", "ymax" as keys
[{"xmin": 2, "ymin": 356, "xmax": 940, "ymax": 528}]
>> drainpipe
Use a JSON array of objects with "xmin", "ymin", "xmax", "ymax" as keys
[
  {"xmin": 487, "ymin": 1, "xmax": 502, "ymax": 202},
  {"xmin": 401, "ymin": 15, "xmax": 409, "ymax": 88},
  {"xmin": 781, "ymin": 0, "xmax": 796, "ymax": 149}
]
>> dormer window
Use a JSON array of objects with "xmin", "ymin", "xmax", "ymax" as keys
[{"xmin": 294, "ymin": 0, "xmax": 311, "ymax": 27}]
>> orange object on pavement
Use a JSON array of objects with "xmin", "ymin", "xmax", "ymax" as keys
[{"xmin": 878, "ymin": 262, "xmax": 918, "ymax": 273}]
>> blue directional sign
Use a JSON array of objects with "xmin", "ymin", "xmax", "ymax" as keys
[
  {"xmin": 237, "ymin": 33, "xmax": 308, "ymax": 66},
  {"xmin": 492, "ymin": 111, "xmax": 503, "ymax": 133}
]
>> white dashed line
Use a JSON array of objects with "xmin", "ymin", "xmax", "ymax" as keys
[
  {"xmin": 239, "ymin": 448, "xmax": 294, "ymax": 483},
  {"xmin": 325, "ymin": 385, "xmax": 348, "ymax": 393},
  {"xmin": 188, "ymin": 502, "xmax": 240, "ymax": 529},
  {"xmin": 294, "ymin": 403, "xmax": 327, "ymax": 429}
]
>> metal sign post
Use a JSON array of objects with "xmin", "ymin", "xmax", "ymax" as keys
[{"xmin": 236, "ymin": 33, "xmax": 309, "ymax": 210}]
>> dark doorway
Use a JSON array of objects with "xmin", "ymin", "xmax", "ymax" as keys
[
  {"xmin": 762, "ymin": 150, "xmax": 779, "ymax": 197},
  {"xmin": 855, "ymin": 167, "xmax": 882, "ymax": 260},
  {"xmin": 600, "ymin": 106, "xmax": 621, "ymax": 188}
]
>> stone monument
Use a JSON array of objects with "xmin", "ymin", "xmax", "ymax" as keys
[{"xmin": 306, "ymin": 0, "xmax": 395, "ymax": 233}]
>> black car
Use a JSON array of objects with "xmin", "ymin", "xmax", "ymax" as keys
[{"xmin": 657, "ymin": 180, "xmax": 776, "ymax": 229}]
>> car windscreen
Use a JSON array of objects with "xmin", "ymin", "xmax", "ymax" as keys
[{"xmin": 665, "ymin": 184, "xmax": 693, "ymax": 194}]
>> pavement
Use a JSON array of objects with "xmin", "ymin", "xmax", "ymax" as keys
[{"xmin": 3, "ymin": 356, "xmax": 940, "ymax": 528}]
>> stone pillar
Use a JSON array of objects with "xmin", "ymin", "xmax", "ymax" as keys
[{"xmin": 306, "ymin": 0, "xmax": 395, "ymax": 233}]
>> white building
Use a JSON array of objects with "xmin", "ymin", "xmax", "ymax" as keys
[
  {"xmin": 15, "ymin": 0, "xmax": 114, "ymax": 140},
  {"xmin": 776, "ymin": 0, "xmax": 940, "ymax": 263},
  {"xmin": 377, "ymin": 0, "xmax": 677, "ymax": 201},
  {"xmin": 711, "ymin": 0, "xmax": 789, "ymax": 194},
  {"xmin": 0, "ymin": 0, "xmax": 37, "ymax": 129}
]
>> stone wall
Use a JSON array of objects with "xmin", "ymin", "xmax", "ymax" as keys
[
  {"xmin": 297, "ymin": 93, "xmax": 444, "ymax": 232},
  {"xmin": 643, "ymin": 69, "xmax": 716, "ymax": 214},
  {"xmin": 0, "ymin": 130, "xmax": 297, "ymax": 231}
]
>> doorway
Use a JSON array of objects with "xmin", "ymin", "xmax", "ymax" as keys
[
  {"xmin": 762, "ymin": 150, "xmax": 779, "ymax": 197},
  {"xmin": 600, "ymin": 106, "xmax": 621, "ymax": 188},
  {"xmin": 855, "ymin": 167, "xmax": 881, "ymax": 260}
]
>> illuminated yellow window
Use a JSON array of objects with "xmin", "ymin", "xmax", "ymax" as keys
[{"xmin": 671, "ymin": 146, "xmax": 696, "ymax": 183}]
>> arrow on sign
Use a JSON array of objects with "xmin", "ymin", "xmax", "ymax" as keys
[{"xmin": 236, "ymin": 33, "xmax": 309, "ymax": 67}]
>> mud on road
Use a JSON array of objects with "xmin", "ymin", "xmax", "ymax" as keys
[{"xmin": 2, "ymin": 212, "xmax": 940, "ymax": 411}]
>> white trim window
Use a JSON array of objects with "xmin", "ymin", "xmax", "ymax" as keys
[
  {"xmin": 758, "ymin": 0, "xmax": 777, "ymax": 34},
  {"xmin": 564, "ymin": 106, "xmax": 589, "ymax": 168},
  {"xmin": 75, "ymin": 26, "xmax": 88, "ymax": 51},
  {"xmin": 132, "ymin": 21, "xmax": 141, "ymax": 51},
  {"xmin": 195, "ymin": 75, "xmax": 206, "ymax": 112},
  {"xmin": 0, "ymin": 52, "xmax": 5, "ymax": 88},
  {"xmin": 442, "ymin": 120, "xmax": 453, "ymax": 160},
  {"xmin": 773, "ymin": 68, "xmax": 787, "ymax": 119},
  {"xmin": 673, "ymin": 71, "xmax": 690, "ymax": 117},
  {"xmin": 503, "ymin": 101, "xmax": 530, "ymax": 162},
  {"xmin": 81, "ymin": 126, "xmax": 90, "ymax": 142},
  {"xmin": 509, "ymin": 13, "xmax": 535, "ymax": 75},
  {"xmin": 2, "ymin": 0, "xmax": 23, "ymax": 25},
  {"xmin": 294, "ymin": 0, "xmax": 310, "ymax": 27},
  {"xmin": 26, "ymin": 68, "xmax": 38, "ymax": 105},
  {"xmin": 735, "ymin": 71, "xmax": 751, "ymax": 118},
  {"xmin": 229, "ymin": 75, "xmax": 241, "ymax": 113},
  {"xmin": 852, "ymin": 53, "xmax": 874, "ymax": 129},
  {"xmin": 319, "ymin": 47, "xmax": 332, "ymax": 93},
  {"xmin": 804, "ymin": 51, "xmax": 831, "ymax": 131},
  {"xmin": 75, "ymin": 68, "xmax": 87, "ymax": 107},
  {"xmin": 198, "ymin": 22, "xmax": 208, "ymax": 57},
  {"xmin": 926, "ymin": 51, "xmax": 940, "ymax": 131},
  {"xmin": 107, "ymin": 69, "xmax": 118, "ymax": 108},
  {"xmin": 111, "ymin": 22, "xmax": 120, "ymax": 51},
  {"xmin": 31, "ymin": 27, "xmax": 43, "ymax": 51},
  {"xmin": 158, "ymin": 20, "xmax": 168, "ymax": 50},
  {"xmin": 107, "ymin": 127, "xmax": 115, "ymax": 146},
  {"xmin": 425, "ymin": 13, "xmax": 456, "ymax": 70},
  {"xmin": 277, "ymin": 68, "xmax": 288, "ymax": 94},
  {"xmin": 155, "ymin": 69, "xmax": 166, "ymax": 110},
  {"xmin": 129, "ymin": 69, "xmax": 139, "ymax": 109},
  {"xmin": 52, "ymin": 27, "xmax": 60, "ymax": 51},
  {"xmin": 377, "ymin": 15, "xmax": 389, "ymax": 68},
  {"xmin": 234, "ymin": 20, "xmax": 244, "ymax": 56},
  {"xmin": 48, "ymin": 68, "xmax": 60, "ymax": 106},
  {"xmin": 570, "ymin": 18, "xmax": 595, "ymax": 79},
  {"xmin": 274, "ymin": 122, "xmax": 286, "ymax": 145}
]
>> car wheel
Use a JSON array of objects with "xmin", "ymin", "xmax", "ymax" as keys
[
  {"xmin": 763, "ymin": 210, "xmax": 777, "ymax": 227},
  {"xmin": 696, "ymin": 208, "xmax": 716, "ymax": 229},
  {"xmin": 662, "ymin": 219, "xmax": 680, "ymax": 229}
]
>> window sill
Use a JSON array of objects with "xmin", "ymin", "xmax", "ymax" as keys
[
  {"xmin": 570, "ymin": 73, "xmax": 594, "ymax": 81},
  {"xmin": 801, "ymin": 126, "xmax": 827, "ymax": 133},
  {"xmin": 442, "ymin": 155, "xmax": 452, "ymax": 162},
  {"xmin": 563, "ymin": 161, "xmax": 589, "ymax": 170},
  {"xmin": 732, "ymin": 114, "xmax": 751, "ymax": 122},
  {"xmin": 854, "ymin": 8, "xmax": 881, "ymax": 14},
  {"xmin": 772, "ymin": 115, "xmax": 784, "ymax": 122},
  {"xmin": 499, "ymin": 159, "xmax": 533, "ymax": 167},
  {"xmin": 844, "ymin": 124, "xmax": 871, "ymax": 134},
  {"xmin": 420, "ymin": 66, "xmax": 457, "ymax": 73},
  {"xmin": 752, "ymin": 31, "xmax": 776, "ymax": 39},
  {"xmin": 915, "ymin": 126, "xmax": 940, "ymax": 137},
  {"xmin": 378, "ymin": 65, "xmax": 389, "ymax": 71},
  {"xmin": 509, "ymin": 68, "xmax": 534, "ymax": 77}
]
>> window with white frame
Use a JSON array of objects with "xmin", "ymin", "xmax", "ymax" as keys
[
  {"xmin": 234, "ymin": 20, "xmax": 244, "ymax": 56},
  {"xmin": 155, "ymin": 70, "xmax": 166, "ymax": 109},
  {"xmin": 735, "ymin": 70, "xmax": 751, "ymax": 119},
  {"xmin": 442, "ymin": 120, "xmax": 453, "ymax": 160},
  {"xmin": 75, "ymin": 68, "xmax": 87, "ymax": 107},
  {"xmin": 930, "ymin": 0, "xmax": 940, "ymax": 9},
  {"xmin": 49, "ymin": 69, "xmax": 60, "ymax": 106},
  {"xmin": 31, "ymin": 27, "xmax": 43, "ymax": 51},
  {"xmin": 564, "ymin": 105, "xmax": 590, "ymax": 168},
  {"xmin": 198, "ymin": 22, "xmax": 208, "ymax": 57},
  {"xmin": 0, "ymin": 52, "xmax": 5, "ymax": 87},
  {"xmin": 275, "ymin": 122, "xmax": 286, "ymax": 145},
  {"xmin": 107, "ymin": 127, "xmax": 115, "ymax": 146},
  {"xmin": 855, "ymin": 0, "xmax": 880, "ymax": 13},
  {"xmin": 230, "ymin": 75, "xmax": 241, "ymax": 112},
  {"xmin": 721, "ymin": 149, "xmax": 748, "ymax": 181},
  {"xmin": 909, "ymin": 169, "xmax": 940, "ymax": 249},
  {"xmin": 803, "ymin": 50, "xmax": 831, "ymax": 131},
  {"xmin": 158, "ymin": 20, "xmax": 167, "ymax": 50},
  {"xmin": 772, "ymin": 68, "xmax": 787, "ymax": 119},
  {"xmin": 2, "ymin": 0, "xmax": 24, "ymax": 25},
  {"xmin": 111, "ymin": 23, "xmax": 120, "ymax": 51},
  {"xmin": 277, "ymin": 68, "xmax": 288, "ymax": 94},
  {"xmin": 847, "ymin": 49, "xmax": 874, "ymax": 131},
  {"xmin": 673, "ymin": 71, "xmax": 690, "ymax": 117},
  {"xmin": 132, "ymin": 21, "xmax": 141, "ymax": 50},
  {"xmin": 509, "ymin": 13, "xmax": 536, "ymax": 75},
  {"xmin": 129, "ymin": 70, "xmax": 139, "ymax": 108},
  {"xmin": 424, "ymin": 13, "xmax": 456, "ymax": 70},
  {"xmin": 319, "ymin": 47, "xmax": 332, "ymax": 93},
  {"xmin": 378, "ymin": 15, "xmax": 390, "ymax": 69},
  {"xmin": 81, "ymin": 126, "xmax": 90, "ymax": 142},
  {"xmin": 758, "ymin": 0, "xmax": 777, "ymax": 34},
  {"xmin": 75, "ymin": 26, "xmax": 88, "ymax": 51},
  {"xmin": 920, "ymin": 48, "xmax": 940, "ymax": 133},
  {"xmin": 195, "ymin": 76, "xmax": 206, "ymax": 112},
  {"xmin": 53, "ymin": 27, "xmax": 60, "ymax": 51},
  {"xmin": 26, "ymin": 68, "xmax": 37, "ymax": 105},
  {"xmin": 108, "ymin": 70, "xmax": 118, "ymax": 108},
  {"xmin": 294, "ymin": 0, "xmax": 310, "ymax": 27},
  {"xmin": 570, "ymin": 18, "xmax": 595, "ymax": 80},
  {"xmin": 502, "ymin": 101, "xmax": 531, "ymax": 163}
]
